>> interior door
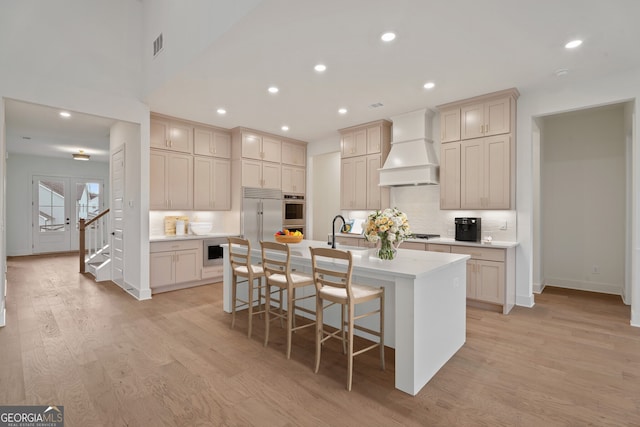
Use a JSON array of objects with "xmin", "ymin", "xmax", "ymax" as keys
[
  {"xmin": 33, "ymin": 175, "xmax": 104, "ymax": 254},
  {"xmin": 111, "ymin": 147, "xmax": 125, "ymax": 287}
]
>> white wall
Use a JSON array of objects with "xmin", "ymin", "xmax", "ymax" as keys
[
  {"xmin": 517, "ymin": 67, "xmax": 640, "ymax": 325},
  {"xmin": 5, "ymin": 154, "xmax": 109, "ymax": 256},
  {"xmin": 541, "ymin": 105, "xmax": 626, "ymax": 295},
  {"xmin": 310, "ymin": 152, "xmax": 341, "ymax": 241}
]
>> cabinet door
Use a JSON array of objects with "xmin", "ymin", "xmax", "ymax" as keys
[
  {"xmin": 212, "ymin": 158, "xmax": 231, "ymax": 210},
  {"xmin": 193, "ymin": 157, "xmax": 214, "ymax": 210},
  {"xmin": 281, "ymin": 166, "xmax": 294, "ymax": 193},
  {"xmin": 282, "ymin": 166, "xmax": 305, "ymax": 194},
  {"xmin": 484, "ymin": 97, "xmax": 510, "ymax": 136},
  {"xmin": 262, "ymin": 137, "xmax": 282, "ymax": 163},
  {"xmin": 167, "ymin": 153, "xmax": 193, "ymax": 209},
  {"xmin": 476, "ymin": 260, "xmax": 505, "ymax": 304},
  {"xmin": 367, "ymin": 125, "xmax": 382, "ymax": 154},
  {"xmin": 194, "ymin": 127, "xmax": 214, "ymax": 157},
  {"xmin": 282, "ymin": 142, "xmax": 306, "ymax": 166},
  {"xmin": 341, "ymin": 158, "xmax": 356, "ymax": 209},
  {"xmin": 150, "ymin": 150, "xmax": 168, "ymax": 209},
  {"xmin": 440, "ymin": 143, "xmax": 461, "ymax": 209},
  {"xmin": 291, "ymin": 167, "xmax": 305, "ymax": 194},
  {"xmin": 484, "ymin": 135, "xmax": 511, "ymax": 209},
  {"xmin": 466, "ymin": 260, "xmax": 477, "ymax": 299},
  {"xmin": 261, "ymin": 162, "xmax": 281, "ymax": 189},
  {"xmin": 440, "ymin": 108, "xmax": 461, "ymax": 142},
  {"xmin": 353, "ymin": 156, "xmax": 367, "ymax": 209},
  {"xmin": 150, "ymin": 252, "xmax": 174, "ymax": 288},
  {"xmin": 242, "ymin": 133, "xmax": 262, "ymax": 160},
  {"xmin": 427, "ymin": 244, "xmax": 451, "ymax": 253},
  {"xmin": 353, "ymin": 129, "xmax": 367, "ymax": 156},
  {"xmin": 242, "ymin": 159, "xmax": 262, "ymax": 188},
  {"xmin": 212, "ymin": 132, "xmax": 231, "ymax": 159},
  {"xmin": 460, "ymin": 140, "xmax": 483, "ymax": 209},
  {"xmin": 341, "ymin": 132, "xmax": 354, "ymax": 157},
  {"xmin": 402, "ymin": 242, "xmax": 426, "ymax": 251},
  {"xmin": 150, "ymin": 118, "xmax": 169, "ymax": 149},
  {"xmin": 366, "ymin": 154, "xmax": 382, "ymax": 209},
  {"xmin": 167, "ymin": 122, "xmax": 193, "ymax": 153},
  {"xmin": 460, "ymin": 103, "xmax": 484, "ymax": 140},
  {"xmin": 174, "ymin": 249, "xmax": 201, "ymax": 284}
]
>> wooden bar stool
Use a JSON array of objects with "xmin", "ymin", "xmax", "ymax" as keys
[
  {"xmin": 261, "ymin": 241, "xmax": 316, "ymax": 359},
  {"xmin": 309, "ymin": 247, "xmax": 385, "ymax": 391},
  {"xmin": 228, "ymin": 237, "xmax": 266, "ymax": 338}
]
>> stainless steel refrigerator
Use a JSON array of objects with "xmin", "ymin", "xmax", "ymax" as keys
[{"xmin": 242, "ymin": 187, "xmax": 282, "ymax": 246}]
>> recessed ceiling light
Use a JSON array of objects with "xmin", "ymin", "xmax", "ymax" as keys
[
  {"xmin": 281, "ymin": 125, "xmax": 289, "ymax": 131},
  {"xmin": 268, "ymin": 86, "xmax": 279, "ymax": 94},
  {"xmin": 423, "ymin": 82, "xmax": 436, "ymax": 89},
  {"xmin": 381, "ymin": 32, "xmax": 396, "ymax": 42},
  {"xmin": 216, "ymin": 108, "xmax": 227, "ymax": 115},
  {"xmin": 555, "ymin": 68, "xmax": 569, "ymax": 77},
  {"xmin": 338, "ymin": 108, "xmax": 348, "ymax": 115},
  {"xmin": 314, "ymin": 64, "xmax": 327, "ymax": 72},
  {"xmin": 565, "ymin": 39, "xmax": 582, "ymax": 49},
  {"xmin": 59, "ymin": 111, "xmax": 71, "ymax": 118}
]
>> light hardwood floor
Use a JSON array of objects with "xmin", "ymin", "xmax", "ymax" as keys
[{"xmin": 1, "ymin": 253, "xmax": 640, "ymax": 426}]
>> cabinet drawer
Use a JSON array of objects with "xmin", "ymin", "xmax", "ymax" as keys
[
  {"xmin": 427, "ymin": 244, "xmax": 451, "ymax": 253},
  {"xmin": 451, "ymin": 246, "xmax": 505, "ymax": 262},
  {"xmin": 402, "ymin": 242, "xmax": 426, "ymax": 251},
  {"xmin": 151, "ymin": 239, "xmax": 201, "ymax": 253}
]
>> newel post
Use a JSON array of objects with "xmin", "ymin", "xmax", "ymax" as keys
[{"xmin": 79, "ymin": 218, "xmax": 86, "ymax": 273}]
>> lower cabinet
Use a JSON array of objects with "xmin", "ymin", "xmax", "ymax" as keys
[{"xmin": 150, "ymin": 240, "xmax": 202, "ymax": 290}]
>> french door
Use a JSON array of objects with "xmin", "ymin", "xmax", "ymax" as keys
[{"xmin": 32, "ymin": 176, "xmax": 104, "ymax": 253}]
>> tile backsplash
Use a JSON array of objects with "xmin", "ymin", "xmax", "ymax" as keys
[
  {"xmin": 342, "ymin": 185, "xmax": 517, "ymax": 242},
  {"xmin": 149, "ymin": 210, "xmax": 239, "ymax": 236}
]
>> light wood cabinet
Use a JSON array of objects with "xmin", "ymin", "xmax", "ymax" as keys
[
  {"xmin": 242, "ymin": 132, "xmax": 281, "ymax": 163},
  {"xmin": 440, "ymin": 108, "xmax": 461, "ymax": 143},
  {"xmin": 194, "ymin": 157, "xmax": 231, "ymax": 210},
  {"xmin": 427, "ymin": 244, "xmax": 451, "ymax": 253},
  {"xmin": 281, "ymin": 141, "xmax": 306, "ymax": 166},
  {"xmin": 450, "ymin": 245, "xmax": 514, "ymax": 313},
  {"xmin": 460, "ymin": 97, "xmax": 511, "ymax": 140},
  {"xmin": 150, "ymin": 240, "xmax": 201, "ymax": 289},
  {"xmin": 437, "ymin": 88, "xmax": 518, "ymax": 210},
  {"xmin": 194, "ymin": 126, "xmax": 231, "ymax": 158},
  {"xmin": 150, "ymin": 150, "xmax": 193, "ymax": 210},
  {"xmin": 242, "ymin": 159, "xmax": 281, "ymax": 189},
  {"xmin": 339, "ymin": 120, "xmax": 391, "ymax": 210},
  {"xmin": 281, "ymin": 165, "xmax": 305, "ymax": 194},
  {"xmin": 460, "ymin": 134, "xmax": 511, "ymax": 209},
  {"xmin": 150, "ymin": 117, "xmax": 193, "ymax": 153},
  {"xmin": 341, "ymin": 156, "xmax": 367, "ymax": 209}
]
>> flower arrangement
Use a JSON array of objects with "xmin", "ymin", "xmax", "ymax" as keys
[{"xmin": 364, "ymin": 208, "xmax": 411, "ymax": 260}]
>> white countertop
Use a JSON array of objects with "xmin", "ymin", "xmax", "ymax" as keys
[
  {"xmin": 245, "ymin": 239, "xmax": 470, "ymax": 280},
  {"xmin": 150, "ymin": 232, "xmax": 238, "ymax": 243},
  {"xmin": 334, "ymin": 233, "xmax": 519, "ymax": 249}
]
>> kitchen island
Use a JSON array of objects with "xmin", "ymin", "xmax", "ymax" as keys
[{"xmin": 222, "ymin": 239, "xmax": 470, "ymax": 396}]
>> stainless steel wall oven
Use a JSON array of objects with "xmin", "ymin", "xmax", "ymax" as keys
[{"xmin": 282, "ymin": 194, "xmax": 305, "ymax": 227}]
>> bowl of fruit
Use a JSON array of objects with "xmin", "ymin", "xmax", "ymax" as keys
[{"xmin": 274, "ymin": 229, "xmax": 304, "ymax": 244}]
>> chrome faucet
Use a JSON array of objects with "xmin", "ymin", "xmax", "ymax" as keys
[{"xmin": 331, "ymin": 214, "xmax": 346, "ymax": 248}]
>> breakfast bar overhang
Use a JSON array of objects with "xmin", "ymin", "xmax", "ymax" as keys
[{"xmin": 222, "ymin": 240, "xmax": 470, "ymax": 396}]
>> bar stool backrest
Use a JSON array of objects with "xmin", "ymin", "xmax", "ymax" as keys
[{"xmin": 309, "ymin": 247, "xmax": 354, "ymax": 300}]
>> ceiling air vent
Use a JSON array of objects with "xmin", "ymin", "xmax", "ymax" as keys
[
  {"xmin": 153, "ymin": 33, "xmax": 163, "ymax": 57},
  {"xmin": 369, "ymin": 102, "xmax": 384, "ymax": 109}
]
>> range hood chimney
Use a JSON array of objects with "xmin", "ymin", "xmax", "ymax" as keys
[{"xmin": 379, "ymin": 108, "xmax": 439, "ymax": 186}]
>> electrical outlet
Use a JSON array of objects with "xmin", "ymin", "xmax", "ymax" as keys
[
  {"xmin": 499, "ymin": 221, "xmax": 507, "ymax": 230},
  {"xmin": 592, "ymin": 265, "xmax": 600, "ymax": 274}
]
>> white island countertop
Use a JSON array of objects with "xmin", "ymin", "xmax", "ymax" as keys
[{"xmin": 222, "ymin": 239, "xmax": 470, "ymax": 396}]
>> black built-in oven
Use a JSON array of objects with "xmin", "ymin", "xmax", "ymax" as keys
[
  {"xmin": 203, "ymin": 237, "xmax": 226, "ymax": 267},
  {"xmin": 283, "ymin": 194, "xmax": 305, "ymax": 227}
]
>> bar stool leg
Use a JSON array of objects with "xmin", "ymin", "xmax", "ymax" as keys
[
  {"xmin": 347, "ymin": 302, "xmax": 355, "ymax": 391},
  {"xmin": 380, "ymin": 288, "xmax": 385, "ymax": 370},
  {"xmin": 231, "ymin": 274, "xmax": 238, "ymax": 329},
  {"xmin": 264, "ymin": 281, "xmax": 271, "ymax": 346},
  {"xmin": 247, "ymin": 276, "xmax": 254, "ymax": 338},
  {"xmin": 314, "ymin": 295, "xmax": 323, "ymax": 373}
]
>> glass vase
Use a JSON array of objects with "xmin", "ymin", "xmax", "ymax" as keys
[{"xmin": 378, "ymin": 235, "xmax": 396, "ymax": 260}]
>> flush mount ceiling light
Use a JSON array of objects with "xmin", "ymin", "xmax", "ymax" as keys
[
  {"xmin": 565, "ymin": 39, "xmax": 583, "ymax": 49},
  {"xmin": 281, "ymin": 125, "xmax": 289, "ymax": 131},
  {"xmin": 268, "ymin": 86, "xmax": 279, "ymax": 94},
  {"xmin": 216, "ymin": 108, "xmax": 227, "ymax": 115},
  {"xmin": 423, "ymin": 81, "xmax": 436, "ymax": 89},
  {"xmin": 338, "ymin": 108, "xmax": 348, "ymax": 115},
  {"xmin": 314, "ymin": 64, "xmax": 327, "ymax": 72},
  {"xmin": 381, "ymin": 32, "xmax": 396, "ymax": 42},
  {"xmin": 59, "ymin": 111, "xmax": 71, "ymax": 118},
  {"xmin": 72, "ymin": 150, "xmax": 90, "ymax": 161}
]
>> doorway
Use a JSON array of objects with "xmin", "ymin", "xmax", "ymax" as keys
[
  {"xmin": 538, "ymin": 103, "xmax": 628, "ymax": 296},
  {"xmin": 32, "ymin": 175, "xmax": 104, "ymax": 253}
]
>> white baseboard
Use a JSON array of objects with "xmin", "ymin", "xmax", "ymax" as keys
[
  {"xmin": 516, "ymin": 294, "xmax": 535, "ymax": 308},
  {"xmin": 544, "ymin": 277, "xmax": 622, "ymax": 296},
  {"xmin": 533, "ymin": 282, "xmax": 545, "ymax": 294},
  {"xmin": 114, "ymin": 280, "xmax": 151, "ymax": 301},
  {"xmin": 0, "ymin": 308, "xmax": 5, "ymax": 327},
  {"xmin": 632, "ymin": 308, "xmax": 640, "ymax": 328}
]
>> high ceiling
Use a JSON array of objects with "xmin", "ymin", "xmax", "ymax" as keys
[{"xmin": 5, "ymin": 0, "xmax": 640, "ymax": 161}]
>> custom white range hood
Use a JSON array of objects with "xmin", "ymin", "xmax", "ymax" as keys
[{"xmin": 379, "ymin": 108, "xmax": 439, "ymax": 186}]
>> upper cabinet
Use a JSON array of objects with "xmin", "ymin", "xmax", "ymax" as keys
[
  {"xmin": 150, "ymin": 117, "xmax": 193, "ymax": 153},
  {"xmin": 242, "ymin": 132, "xmax": 281, "ymax": 163},
  {"xmin": 437, "ymin": 88, "xmax": 519, "ymax": 210},
  {"xmin": 281, "ymin": 141, "xmax": 306, "ymax": 166},
  {"xmin": 339, "ymin": 120, "xmax": 391, "ymax": 210},
  {"xmin": 194, "ymin": 126, "xmax": 231, "ymax": 158}
]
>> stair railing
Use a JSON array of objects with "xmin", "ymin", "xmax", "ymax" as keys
[{"xmin": 79, "ymin": 208, "xmax": 110, "ymax": 273}]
